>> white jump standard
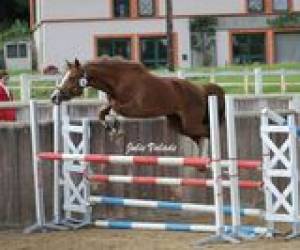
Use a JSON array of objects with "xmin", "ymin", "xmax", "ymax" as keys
[{"xmin": 26, "ymin": 96, "xmax": 300, "ymax": 243}]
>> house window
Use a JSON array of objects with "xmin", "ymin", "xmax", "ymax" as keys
[
  {"xmin": 140, "ymin": 37, "xmax": 167, "ymax": 68},
  {"xmin": 113, "ymin": 0, "xmax": 130, "ymax": 17},
  {"xmin": 97, "ymin": 38, "xmax": 131, "ymax": 59},
  {"xmin": 232, "ymin": 33, "xmax": 265, "ymax": 64},
  {"xmin": 138, "ymin": 0, "xmax": 155, "ymax": 16},
  {"xmin": 19, "ymin": 44, "xmax": 27, "ymax": 57},
  {"xmin": 7, "ymin": 45, "xmax": 18, "ymax": 58},
  {"xmin": 273, "ymin": 0, "xmax": 288, "ymax": 11},
  {"xmin": 7, "ymin": 43, "xmax": 27, "ymax": 58},
  {"xmin": 248, "ymin": 0, "xmax": 264, "ymax": 12}
]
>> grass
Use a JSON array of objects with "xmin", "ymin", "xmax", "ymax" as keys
[
  {"xmin": 5, "ymin": 62, "xmax": 300, "ymax": 99},
  {"xmin": 8, "ymin": 69, "xmax": 37, "ymax": 76}
]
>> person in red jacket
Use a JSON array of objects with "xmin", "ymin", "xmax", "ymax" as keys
[{"xmin": 0, "ymin": 70, "xmax": 16, "ymax": 121}]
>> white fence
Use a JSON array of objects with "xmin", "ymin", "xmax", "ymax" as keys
[
  {"xmin": 9, "ymin": 74, "xmax": 105, "ymax": 102},
  {"xmin": 7, "ymin": 68, "xmax": 300, "ymax": 101},
  {"xmin": 163, "ymin": 68, "xmax": 300, "ymax": 94},
  {"xmin": 9, "ymin": 74, "xmax": 61, "ymax": 101}
]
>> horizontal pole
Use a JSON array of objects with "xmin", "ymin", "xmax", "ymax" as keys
[
  {"xmin": 95, "ymin": 219, "xmax": 215, "ymax": 232},
  {"xmin": 261, "ymin": 108, "xmax": 287, "ymax": 125},
  {"xmin": 261, "ymin": 126, "xmax": 291, "ymax": 133},
  {"xmin": 94, "ymin": 220, "xmax": 269, "ymax": 235},
  {"xmin": 89, "ymin": 196, "xmax": 264, "ymax": 217},
  {"xmin": 38, "ymin": 153, "xmax": 209, "ymax": 169},
  {"xmin": 88, "ymin": 175, "xmax": 263, "ymax": 189},
  {"xmin": 223, "ymin": 160, "xmax": 262, "ymax": 170},
  {"xmin": 38, "ymin": 152, "xmax": 261, "ymax": 170}
]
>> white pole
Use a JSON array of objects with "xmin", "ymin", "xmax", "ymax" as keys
[
  {"xmin": 280, "ymin": 69, "xmax": 286, "ymax": 93},
  {"xmin": 20, "ymin": 74, "xmax": 31, "ymax": 102},
  {"xmin": 61, "ymin": 103, "xmax": 72, "ymax": 221},
  {"xmin": 53, "ymin": 104, "xmax": 61, "ymax": 224},
  {"xmin": 98, "ymin": 91, "xmax": 108, "ymax": 103},
  {"xmin": 29, "ymin": 101, "xmax": 45, "ymax": 229},
  {"xmin": 82, "ymin": 118, "xmax": 92, "ymax": 224},
  {"xmin": 243, "ymin": 70, "xmax": 249, "ymax": 94},
  {"xmin": 287, "ymin": 111, "xmax": 299, "ymax": 236},
  {"xmin": 225, "ymin": 96, "xmax": 241, "ymax": 236},
  {"xmin": 177, "ymin": 70, "xmax": 185, "ymax": 79},
  {"xmin": 254, "ymin": 68, "xmax": 263, "ymax": 95},
  {"xmin": 209, "ymin": 96, "xmax": 224, "ymax": 236},
  {"xmin": 289, "ymin": 98, "xmax": 300, "ymax": 227},
  {"xmin": 261, "ymin": 112, "xmax": 274, "ymax": 237}
]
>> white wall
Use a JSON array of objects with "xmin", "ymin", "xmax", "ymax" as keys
[
  {"xmin": 33, "ymin": 28, "xmax": 42, "ymax": 70},
  {"xmin": 216, "ymin": 31, "xmax": 230, "ymax": 66},
  {"xmin": 40, "ymin": 0, "xmax": 245, "ymax": 21},
  {"xmin": 293, "ymin": 0, "xmax": 300, "ymax": 10},
  {"xmin": 41, "ymin": 0, "xmax": 110, "ymax": 20},
  {"xmin": 160, "ymin": 0, "xmax": 245, "ymax": 16},
  {"xmin": 39, "ymin": 19, "xmax": 191, "ymax": 70},
  {"xmin": 176, "ymin": 19, "xmax": 191, "ymax": 68}
]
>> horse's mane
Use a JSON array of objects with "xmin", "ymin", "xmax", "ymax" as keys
[{"xmin": 86, "ymin": 56, "xmax": 147, "ymax": 72}]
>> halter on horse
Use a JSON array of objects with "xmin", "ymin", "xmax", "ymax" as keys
[{"xmin": 51, "ymin": 58, "xmax": 225, "ymax": 144}]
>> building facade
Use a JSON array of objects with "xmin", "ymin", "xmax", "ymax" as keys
[{"xmin": 29, "ymin": 0, "xmax": 300, "ymax": 70}]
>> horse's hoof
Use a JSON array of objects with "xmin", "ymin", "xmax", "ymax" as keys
[
  {"xmin": 116, "ymin": 130, "xmax": 125, "ymax": 138},
  {"xmin": 109, "ymin": 129, "xmax": 125, "ymax": 140}
]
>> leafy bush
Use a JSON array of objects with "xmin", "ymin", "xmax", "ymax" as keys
[{"xmin": 0, "ymin": 20, "xmax": 30, "ymax": 49}]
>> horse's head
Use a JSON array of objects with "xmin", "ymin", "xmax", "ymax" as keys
[{"xmin": 51, "ymin": 58, "xmax": 88, "ymax": 105}]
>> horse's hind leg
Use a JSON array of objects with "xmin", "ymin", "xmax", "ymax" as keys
[
  {"xmin": 179, "ymin": 112, "xmax": 210, "ymax": 139},
  {"xmin": 195, "ymin": 137, "xmax": 209, "ymax": 157}
]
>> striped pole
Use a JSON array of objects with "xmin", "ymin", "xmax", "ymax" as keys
[
  {"xmin": 94, "ymin": 220, "xmax": 269, "ymax": 236},
  {"xmin": 88, "ymin": 175, "xmax": 263, "ymax": 189},
  {"xmin": 37, "ymin": 152, "xmax": 261, "ymax": 170},
  {"xmin": 89, "ymin": 196, "xmax": 264, "ymax": 217}
]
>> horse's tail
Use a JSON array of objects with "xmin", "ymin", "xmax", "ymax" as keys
[{"xmin": 203, "ymin": 83, "xmax": 225, "ymax": 124}]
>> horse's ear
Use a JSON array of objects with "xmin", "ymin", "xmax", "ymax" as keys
[
  {"xmin": 66, "ymin": 60, "xmax": 72, "ymax": 69},
  {"xmin": 74, "ymin": 58, "xmax": 81, "ymax": 68}
]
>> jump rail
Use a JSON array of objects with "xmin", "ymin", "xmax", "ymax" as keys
[
  {"xmin": 89, "ymin": 196, "xmax": 264, "ymax": 217},
  {"xmin": 94, "ymin": 220, "xmax": 269, "ymax": 235},
  {"xmin": 37, "ymin": 152, "xmax": 261, "ymax": 170},
  {"xmin": 88, "ymin": 175, "xmax": 263, "ymax": 189}
]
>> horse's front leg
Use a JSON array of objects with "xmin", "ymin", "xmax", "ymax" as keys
[
  {"xmin": 98, "ymin": 104, "xmax": 124, "ymax": 139},
  {"xmin": 98, "ymin": 104, "xmax": 112, "ymax": 130}
]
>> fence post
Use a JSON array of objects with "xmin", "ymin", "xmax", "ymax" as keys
[
  {"xmin": 254, "ymin": 68, "xmax": 263, "ymax": 95},
  {"xmin": 243, "ymin": 70, "xmax": 249, "ymax": 94},
  {"xmin": 83, "ymin": 88, "xmax": 89, "ymax": 98},
  {"xmin": 210, "ymin": 70, "xmax": 216, "ymax": 83},
  {"xmin": 98, "ymin": 91, "xmax": 108, "ymax": 103},
  {"xmin": 20, "ymin": 74, "xmax": 31, "ymax": 101},
  {"xmin": 280, "ymin": 69, "xmax": 287, "ymax": 93},
  {"xmin": 177, "ymin": 70, "xmax": 185, "ymax": 79}
]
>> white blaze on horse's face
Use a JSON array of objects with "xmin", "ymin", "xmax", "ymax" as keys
[
  {"xmin": 58, "ymin": 70, "xmax": 71, "ymax": 88},
  {"xmin": 50, "ymin": 70, "xmax": 72, "ymax": 105}
]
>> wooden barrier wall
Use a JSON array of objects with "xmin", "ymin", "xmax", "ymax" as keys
[{"xmin": 0, "ymin": 95, "xmax": 298, "ymax": 228}]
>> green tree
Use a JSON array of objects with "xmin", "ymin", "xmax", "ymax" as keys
[
  {"xmin": 267, "ymin": 13, "xmax": 300, "ymax": 28},
  {"xmin": 0, "ymin": 0, "xmax": 29, "ymax": 28},
  {"xmin": 191, "ymin": 17, "xmax": 218, "ymax": 66}
]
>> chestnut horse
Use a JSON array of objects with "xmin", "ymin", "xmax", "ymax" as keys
[{"xmin": 51, "ymin": 58, "xmax": 225, "ymax": 144}]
